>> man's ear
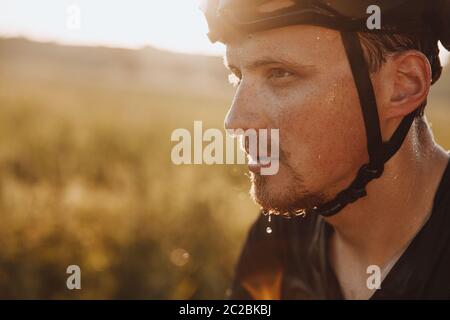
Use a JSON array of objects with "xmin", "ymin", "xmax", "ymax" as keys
[{"xmin": 386, "ymin": 50, "xmax": 431, "ymax": 119}]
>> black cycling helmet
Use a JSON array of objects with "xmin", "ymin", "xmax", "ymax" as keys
[{"xmin": 201, "ymin": 0, "xmax": 450, "ymax": 217}]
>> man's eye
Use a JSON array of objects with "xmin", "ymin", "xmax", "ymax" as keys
[{"xmin": 268, "ymin": 68, "xmax": 294, "ymax": 80}]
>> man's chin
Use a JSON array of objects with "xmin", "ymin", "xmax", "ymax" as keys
[
  {"xmin": 249, "ymin": 174, "xmax": 294, "ymax": 213},
  {"xmin": 249, "ymin": 173, "xmax": 327, "ymax": 214}
]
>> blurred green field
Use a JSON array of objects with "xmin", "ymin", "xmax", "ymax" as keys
[{"xmin": 0, "ymin": 38, "xmax": 448, "ymax": 299}]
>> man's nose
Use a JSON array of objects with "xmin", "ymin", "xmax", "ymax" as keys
[{"xmin": 224, "ymin": 83, "xmax": 265, "ymax": 132}]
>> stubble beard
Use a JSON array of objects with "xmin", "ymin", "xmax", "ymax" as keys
[{"xmin": 249, "ymin": 170, "xmax": 327, "ymax": 215}]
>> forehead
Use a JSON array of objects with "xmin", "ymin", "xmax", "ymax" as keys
[{"xmin": 225, "ymin": 25, "xmax": 342, "ymax": 68}]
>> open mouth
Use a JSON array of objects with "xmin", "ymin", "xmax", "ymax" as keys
[
  {"xmin": 243, "ymin": 135, "xmax": 279, "ymax": 174},
  {"xmin": 248, "ymin": 157, "xmax": 275, "ymax": 174}
]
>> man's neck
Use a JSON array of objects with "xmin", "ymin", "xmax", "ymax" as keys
[{"xmin": 325, "ymin": 127, "xmax": 450, "ymax": 266}]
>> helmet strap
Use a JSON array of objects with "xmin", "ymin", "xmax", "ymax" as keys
[{"xmin": 310, "ymin": 31, "xmax": 419, "ymax": 217}]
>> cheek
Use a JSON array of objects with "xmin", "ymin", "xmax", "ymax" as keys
[{"xmin": 276, "ymin": 73, "xmax": 368, "ymax": 186}]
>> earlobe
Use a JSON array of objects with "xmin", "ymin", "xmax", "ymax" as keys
[{"xmin": 388, "ymin": 51, "xmax": 431, "ymax": 118}]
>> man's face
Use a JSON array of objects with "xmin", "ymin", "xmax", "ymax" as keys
[{"xmin": 225, "ymin": 25, "xmax": 370, "ymax": 213}]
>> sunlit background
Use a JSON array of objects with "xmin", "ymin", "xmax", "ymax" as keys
[
  {"xmin": 0, "ymin": 0, "xmax": 449, "ymax": 299},
  {"xmin": 1, "ymin": 0, "xmax": 225, "ymax": 54}
]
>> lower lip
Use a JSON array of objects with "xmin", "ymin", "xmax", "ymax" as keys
[{"xmin": 248, "ymin": 160, "xmax": 276, "ymax": 174}]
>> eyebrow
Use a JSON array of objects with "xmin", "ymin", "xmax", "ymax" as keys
[{"xmin": 225, "ymin": 56, "xmax": 316, "ymax": 73}]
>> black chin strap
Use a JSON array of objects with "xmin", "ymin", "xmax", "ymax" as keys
[{"xmin": 308, "ymin": 31, "xmax": 420, "ymax": 217}]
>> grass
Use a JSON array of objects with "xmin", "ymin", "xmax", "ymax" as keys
[{"xmin": 0, "ymin": 69, "xmax": 257, "ymax": 299}]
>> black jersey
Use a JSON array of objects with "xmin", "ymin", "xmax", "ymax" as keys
[{"xmin": 229, "ymin": 158, "xmax": 450, "ymax": 299}]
